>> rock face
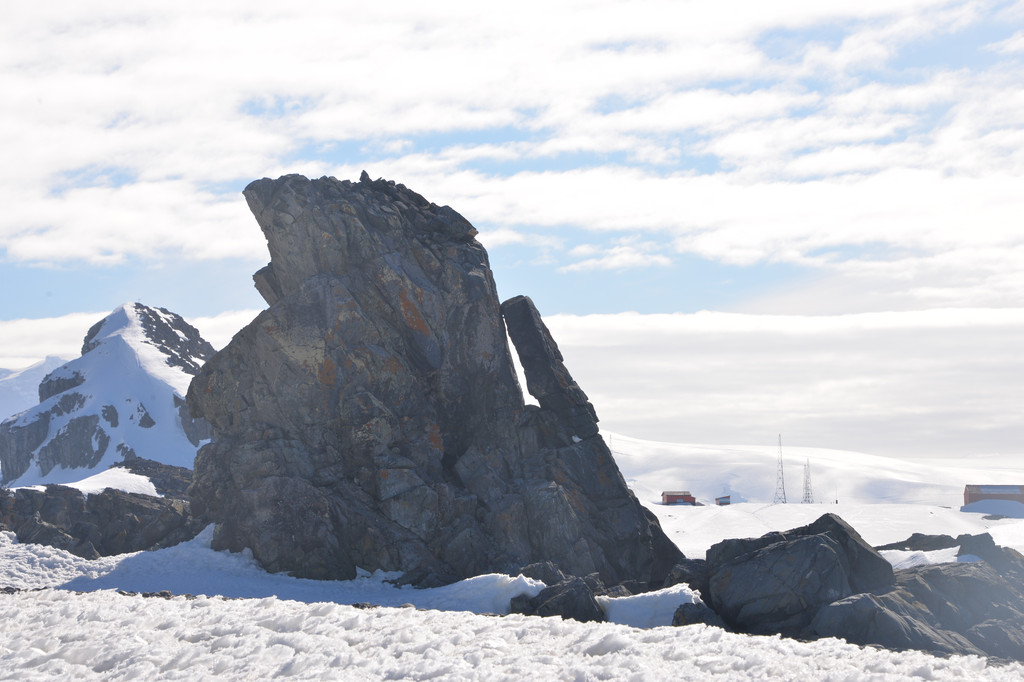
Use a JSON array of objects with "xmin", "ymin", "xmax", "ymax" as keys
[
  {"xmin": 511, "ymin": 576, "xmax": 607, "ymax": 623},
  {"xmin": 189, "ymin": 173, "xmax": 680, "ymax": 585},
  {"xmin": 704, "ymin": 513, "xmax": 894, "ymax": 635},
  {"xmin": 811, "ymin": 561, "xmax": 1024, "ymax": 660},
  {"xmin": 672, "ymin": 601, "xmax": 728, "ymax": 629},
  {"xmin": 0, "ymin": 304, "xmax": 214, "ymax": 486}
]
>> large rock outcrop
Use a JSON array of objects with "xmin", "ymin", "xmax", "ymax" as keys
[
  {"xmin": 695, "ymin": 514, "xmax": 1024, "ymax": 662},
  {"xmin": 704, "ymin": 513, "xmax": 894, "ymax": 635},
  {"xmin": 188, "ymin": 172, "xmax": 681, "ymax": 585},
  {"xmin": 811, "ymin": 559, "xmax": 1024, "ymax": 661}
]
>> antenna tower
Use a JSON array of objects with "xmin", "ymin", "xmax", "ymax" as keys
[
  {"xmin": 772, "ymin": 434, "xmax": 787, "ymax": 504},
  {"xmin": 802, "ymin": 458, "xmax": 814, "ymax": 504}
]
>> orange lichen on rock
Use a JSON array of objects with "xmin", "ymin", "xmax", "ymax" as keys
[
  {"xmin": 398, "ymin": 287, "xmax": 431, "ymax": 336},
  {"xmin": 427, "ymin": 422, "xmax": 443, "ymax": 452},
  {"xmin": 318, "ymin": 355, "xmax": 337, "ymax": 386}
]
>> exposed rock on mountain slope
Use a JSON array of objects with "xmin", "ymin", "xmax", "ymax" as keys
[
  {"xmin": 189, "ymin": 172, "xmax": 681, "ymax": 585},
  {"xmin": 0, "ymin": 465, "xmax": 200, "ymax": 560},
  {"xmin": 0, "ymin": 304, "xmax": 214, "ymax": 486}
]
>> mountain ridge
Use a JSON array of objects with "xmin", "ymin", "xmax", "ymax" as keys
[{"xmin": 0, "ymin": 303, "xmax": 214, "ymax": 486}]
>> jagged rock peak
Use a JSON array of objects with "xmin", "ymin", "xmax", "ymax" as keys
[
  {"xmin": 0, "ymin": 303, "xmax": 214, "ymax": 485},
  {"xmin": 502, "ymin": 295, "xmax": 599, "ymax": 439},
  {"xmin": 79, "ymin": 303, "xmax": 214, "ymax": 375},
  {"xmin": 245, "ymin": 174, "xmax": 478, "ymax": 307},
  {"xmin": 189, "ymin": 173, "xmax": 681, "ymax": 586}
]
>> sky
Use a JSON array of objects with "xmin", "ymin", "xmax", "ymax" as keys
[{"xmin": 1, "ymin": 1, "xmax": 1023, "ymax": 458}]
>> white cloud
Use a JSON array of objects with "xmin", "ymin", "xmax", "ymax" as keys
[
  {"xmin": 6, "ymin": 305, "xmax": 1019, "ymax": 459},
  {"xmin": 544, "ymin": 308, "xmax": 1024, "ymax": 456},
  {"xmin": 560, "ymin": 237, "xmax": 672, "ymax": 272},
  {"xmin": 986, "ymin": 29, "xmax": 1024, "ymax": 53},
  {"xmin": 0, "ymin": 0, "xmax": 1021, "ymax": 318},
  {"xmin": 188, "ymin": 310, "xmax": 262, "ymax": 350},
  {"xmin": 0, "ymin": 181, "xmax": 265, "ymax": 264},
  {"xmin": 475, "ymin": 228, "xmax": 563, "ymax": 252},
  {"xmin": 0, "ymin": 308, "xmax": 261, "ymax": 369},
  {"xmin": 0, "ymin": 312, "xmax": 106, "ymax": 368}
]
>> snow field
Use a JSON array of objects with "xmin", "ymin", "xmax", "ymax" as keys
[
  {"xmin": 1, "ymin": 589, "xmax": 1020, "ymax": 681},
  {"xmin": 3, "ymin": 520, "xmax": 1024, "ymax": 680},
  {"xmin": 4, "ymin": 429, "xmax": 1024, "ymax": 680},
  {"xmin": 648, "ymin": 502, "xmax": 1024, "ymax": 560},
  {"xmin": 880, "ymin": 546, "xmax": 970, "ymax": 570},
  {"xmin": 0, "ymin": 527, "xmax": 697, "ymax": 626},
  {"xmin": 16, "ymin": 468, "xmax": 160, "ymax": 497},
  {"xmin": 609, "ymin": 432, "xmax": 1024, "ymax": 509}
]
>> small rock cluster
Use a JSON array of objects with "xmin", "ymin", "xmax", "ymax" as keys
[
  {"xmin": 509, "ymin": 561, "xmax": 637, "ymax": 623},
  {"xmin": 660, "ymin": 513, "xmax": 1024, "ymax": 662}
]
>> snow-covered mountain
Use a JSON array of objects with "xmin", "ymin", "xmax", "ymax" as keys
[
  {"xmin": 0, "ymin": 355, "xmax": 70, "ymax": 422},
  {"xmin": 0, "ymin": 303, "xmax": 214, "ymax": 486}
]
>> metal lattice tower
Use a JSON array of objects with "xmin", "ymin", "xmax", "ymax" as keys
[
  {"xmin": 802, "ymin": 457, "xmax": 814, "ymax": 504},
  {"xmin": 772, "ymin": 434, "xmax": 787, "ymax": 504}
]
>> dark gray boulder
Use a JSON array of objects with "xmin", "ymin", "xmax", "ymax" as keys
[
  {"xmin": 810, "ymin": 591, "xmax": 979, "ymax": 657},
  {"xmin": 875, "ymin": 532, "xmax": 959, "ymax": 553},
  {"xmin": 800, "ymin": 513, "xmax": 894, "ymax": 593},
  {"xmin": 501, "ymin": 296, "xmax": 598, "ymax": 439},
  {"xmin": 700, "ymin": 517, "xmax": 1024, "ymax": 661},
  {"xmin": 704, "ymin": 513, "xmax": 894, "ymax": 634},
  {"xmin": 111, "ymin": 457, "xmax": 194, "ymax": 500},
  {"xmin": 672, "ymin": 601, "xmax": 728, "ymax": 629},
  {"xmin": 811, "ymin": 561, "xmax": 1024, "ymax": 661},
  {"xmin": 661, "ymin": 558, "xmax": 709, "ymax": 596},
  {"xmin": 876, "ymin": 531, "xmax": 1024, "ymax": 585},
  {"xmin": 707, "ymin": 513, "xmax": 893, "ymax": 596},
  {"xmin": 188, "ymin": 173, "xmax": 681, "ymax": 585},
  {"xmin": 516, "ymin": 561, "xmax": 568, "ymax": 586},
  {"xmin": 510, "ymin": 576, "xmax": 606, "ymax": 623},
  {"xmin": 707, "ymin": 533, "xmax": 854, "ymax": 634}
]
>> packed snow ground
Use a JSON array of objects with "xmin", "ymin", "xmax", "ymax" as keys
[
  {"xmin": 3, "ymin": 433, "xmax": 1024, "ymax": 679},
  {"xmin": 3, "ymin": 588, "xmax": 1020, "ymax": 681},
  {"xmin": 2, "ymin": 529, "xmax": 1022, "ymax": 681}
]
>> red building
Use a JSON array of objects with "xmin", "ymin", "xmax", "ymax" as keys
[
  {"xmin": 964, "ymin": 484, "xmax": 1024, "ymax": 505},
  {"xmin": 662, "ymin": 490, "xmax": 696, "ymax": 505}
]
